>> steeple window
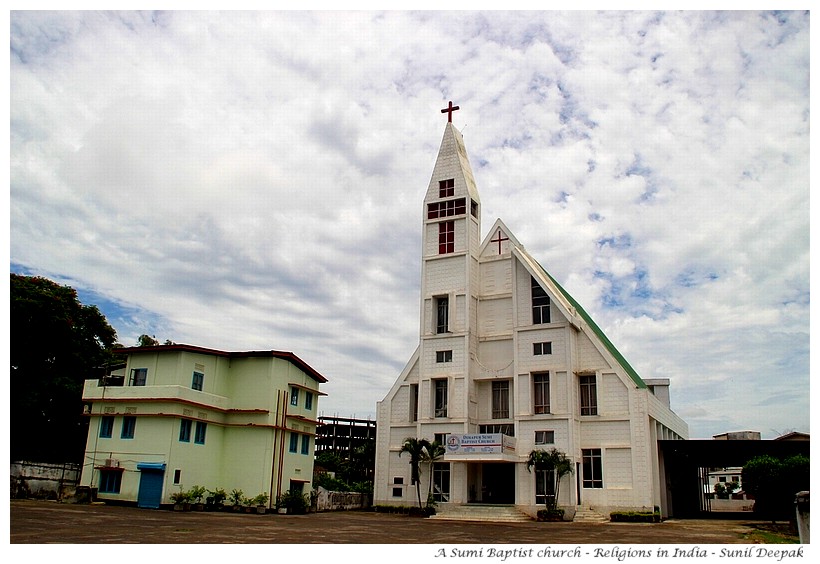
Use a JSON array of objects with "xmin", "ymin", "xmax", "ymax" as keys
[
  {"xmin": 438, "ymin": 221, "xmax": 455, "ymax": 254},
  {"xmin": 428, "ymin": 198, "xmax": 466, "ymax": 219},
  {"xmin": 439, "ymin": 178, "xmax": 455, "ymax": 198},
  {"xmin": 435, "ymin": 296, "xmax": 449, "ymax": 333}
]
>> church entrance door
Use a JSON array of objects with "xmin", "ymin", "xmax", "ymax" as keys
[{"xmin": 479, "ymin": 463, "xmax": 515, "ymax": 504}]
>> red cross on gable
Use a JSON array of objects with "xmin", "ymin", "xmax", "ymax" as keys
[
  {"xmin": 491, "ymin": 229, "xmax": 509, "ymax": 254},
  {"xmin": 441, "ymin": 101, "xmax": 460, "ymax": 123}
]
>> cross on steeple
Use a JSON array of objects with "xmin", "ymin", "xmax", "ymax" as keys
[
  {"xmin": 441, "ymin": 101, "xmax": 460, "ymax": 123},
  {"xmin": 491, "ymin": 229, "xmax": 509, "ymax": 254}
]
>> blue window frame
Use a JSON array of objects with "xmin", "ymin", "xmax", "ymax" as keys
[
  {"xmin": 121, "ymin": 416, "xmax": 136, "ymax": 439},
  {"xmin": 191, "ymin": 371, "xmax": 204, "ymax": 391},
  {"xmin": 289, "ymin": 432, "xmax": 299, "ymax": 453},
  {"xmin": 290, "ymin": 387, "xmax": 299, "ymax": 406},
  {"xmin": 305, "ymin": 392, "xmax": 313, "ymax": 410},
  {"xmin": 301, "ymin": 434, "xmax": 310, "ymax": 455},
  {"xmin": 99, "ymin": 470, "xmax": 122, "ymax": 494},
  {"xmin": 194, "ymin": 422, "xmax": 207, "ymax": 445},
  {"xmin": 179, "ymin": 419, "xmax": 192, "ymax": 442},
  {"xmin": 99, "ymin": 416, "xmax": 114, "ymax": 438}
]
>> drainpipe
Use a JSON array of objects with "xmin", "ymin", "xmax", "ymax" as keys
[
  {"xmin": 276, "ymin": 391, "xmax": 289, "ymax": 502},
  {"xmin": 268, "ymin": 392, "xmax": 281, "ymax": 510}
]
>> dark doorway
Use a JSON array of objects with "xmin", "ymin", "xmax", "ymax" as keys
[{"xmin": 481, "ymin": 463, "xmax": 515, "ymax": 504}]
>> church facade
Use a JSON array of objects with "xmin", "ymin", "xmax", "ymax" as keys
[{"xmin": 373, "ymin": 107, "xmax": 688, "ymax": 518}]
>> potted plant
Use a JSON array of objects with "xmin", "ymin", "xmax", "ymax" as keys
[
  {"xmin": 229, "ymin": 489, "xmax": 244, "ymax": 512},
  {"xmin": 188, "ymin": 485, "xmax": 207, "ymax": 511},
  {"xmin": 252, "ymin": 492, "xmax": 269, "ymax": 514},
  {"xmin": 170, "ymin": 490, "xmax": 191, "ymax": 511},
  {"xmin": 277, "ymin": 490, "xmax": 309, "ymax": 515},
  {"xmin": 207, "ymin": 487, "xmax": 227, "ymax": 511}
]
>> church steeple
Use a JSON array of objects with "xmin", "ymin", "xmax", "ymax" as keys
[{"xmin": 423, "ymin": 104, "xmax": 481, "ymax": 260}]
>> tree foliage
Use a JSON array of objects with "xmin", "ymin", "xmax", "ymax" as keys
[
  {"xmin": 742, "ymin": 454, "xmax": 810, "ymax": 521},
  {"xmin": 526, "ymin": 448, "xmax": 574, "ymax": 512},
  {"xmin": 399, "ymin": 437, "xmax": 431, "ymax": 508},
  {"xmin": 10, "ymin": 274, "xmax": 119, "ymax": 462}
]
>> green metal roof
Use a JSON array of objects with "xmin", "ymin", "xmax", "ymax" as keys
[{"xmin": 534, "ymin": 261, "xmax": 647, "ymax": 389}]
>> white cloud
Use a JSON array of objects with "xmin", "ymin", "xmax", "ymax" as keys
[{"xmin": 10, "ymin": 10, "xmax": 809, "ymax": 439}]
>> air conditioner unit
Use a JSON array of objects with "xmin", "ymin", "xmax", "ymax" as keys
[{"xmin": 104, "ymin": 458, "xmax": 120, "ymax": 468}]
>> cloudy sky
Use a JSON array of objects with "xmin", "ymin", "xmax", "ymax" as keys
[{"xmin": 9, "ymin": 10, "xmax": 809, "ymax": 439}]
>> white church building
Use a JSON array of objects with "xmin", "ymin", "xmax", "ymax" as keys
[{"xmin": 373, "ymin": 104, "xmax": 688, "ymax": 519}]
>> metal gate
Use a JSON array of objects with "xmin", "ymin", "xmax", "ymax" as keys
[{"xmin": 136, "ymin": 463, "xmax": 166, "ymax": 509}]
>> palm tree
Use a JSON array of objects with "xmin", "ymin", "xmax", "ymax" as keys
[
  {"xmin": 526, "ymin": 448, "xmax": 573, "ymax": 513},
  {"xmin": 399, "ymin": 437, "xmax": 431, "ymax": 508},
  {"xmin": 423, "ymin": 440, "xmax": 446, "ymax": 507}
]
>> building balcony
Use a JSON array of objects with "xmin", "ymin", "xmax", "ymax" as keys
[{"xmin": 82, "ymin": 378, "xmax": 230, "ymax": 411}]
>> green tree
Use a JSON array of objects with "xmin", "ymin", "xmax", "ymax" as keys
[
  {"xmin": 742, "ymin": 454, "xmax": 809, "ymax": 522},
  {"xmin": 11, "ymin": 274, "xmax": 119, "ymax": 462},
  {"xmin": 399, "ymin": 437, "xmax": 431, "ymax": 508},
  {"xmin": 526, "ymin": 448, "xmax": 573, "ymax": 512}
]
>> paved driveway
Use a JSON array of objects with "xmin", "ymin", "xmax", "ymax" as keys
[{"xmin": 10, "ymin": 500, "xmax": 771, "ymax": 544}]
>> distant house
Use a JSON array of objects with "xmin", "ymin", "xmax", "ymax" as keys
[
  {"xmin": 712, "ymin": 431, "xmax": 761, "ymax": 441},
  {"xmin": 79, "ymin": 344, "xmax": 327, "ymax": 509},
  {"xmin": 774, "ymin": 431, "xmax": 809, "ymax": 441}
]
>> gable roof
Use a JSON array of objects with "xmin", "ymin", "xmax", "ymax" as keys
[
  {"xmin": 114, "ymin": 344, "xmax": 328, "ymax": 383},
  {"xmin": 482, "ymin": 223, "xmax": 647, "ymax": 389}
]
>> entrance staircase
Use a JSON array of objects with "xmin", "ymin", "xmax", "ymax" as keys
[
  {"xmin": 572, "ymin": 506, "xmax": 610, "ymax": 523},
  {"xmin": 429, "ymin": 504, "xmax": 533, "ymax": 523}
]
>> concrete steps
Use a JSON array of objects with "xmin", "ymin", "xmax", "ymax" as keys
[
  {"xmin": 573, "ymin": 507, "xmax": 610, "ymax": 523},
  {"xmin": 429, "ymin": 504, "xmax": 533, "ymax": 523}
]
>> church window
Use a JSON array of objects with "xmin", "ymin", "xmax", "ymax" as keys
[
  {"xmin": 582, "ymin": 448, "xmax": 603, "ymax": 488},
  {"xmin": 535, "ymin": 468, "xmax": 555, "ymax": 506},
  {"xmin": 435, "ymin": 296, "xmax": 449, "ymax": 333},
  {"xmin": 439, "ymin": 221, "xmax": 455, "ymax": 254},
  {"xmin": 491, "ymin": 380, "xmax": 510, "ymax": 419},
  {"xmin": 533, "ymin": 372, "xmax": 550, "ymax": 414},
  {"xmin": 410, "ymin": 384, "xmax": 418, "ymax": 422},
  {"xmin": 479, "ymin": 423, "xmax": 514, "ymax": 436},
  {"xmin": 439, "ymin": 178, "xmax": 454, "ymax": 198},
  {"xmin": 535, "ymin": 430, "xmax": 554, "ymax": 445},
  {"xmin": 428, "ymin": 198, "xmax": 466, "ymax": 219},
  {"xmin": 579, "ymin": 375, "xmax": 598, "ymax": 416},
  {"xmin": 533, "ymin": 342, "xmax": 552, "ymax": 355},
  {"xmin": 531, "ymin": 277, "xmax": 551, "ymax": 324},
  {"xmin": 432, "ymin": 462, "xmax": 451, "ymax": 502},
  {"xmin": 434, "ymin": 379, "xmax": 448, "ymax": 418},
  {"xmin": 471, "ymin": 199, "xmax": 478, "ymax": 218},
  {"xmin": 436, "ymin": 350, "xmax": 453, "ymax": 363}
]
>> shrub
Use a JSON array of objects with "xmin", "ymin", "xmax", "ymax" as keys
[
  {"xmin": 537, "ymin": 508, "xmax": 565, "ymax": 521},
  {"xmin": 277, "ymin": 490, "xmax": 309, "ymax": 514},
  {"xmin": 609, "ymin": 510, "xmax": 660, "ymax": 523},
  {"xmin": 188, "ymin": 485, "xmax": 207, "ymax": 504}
]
